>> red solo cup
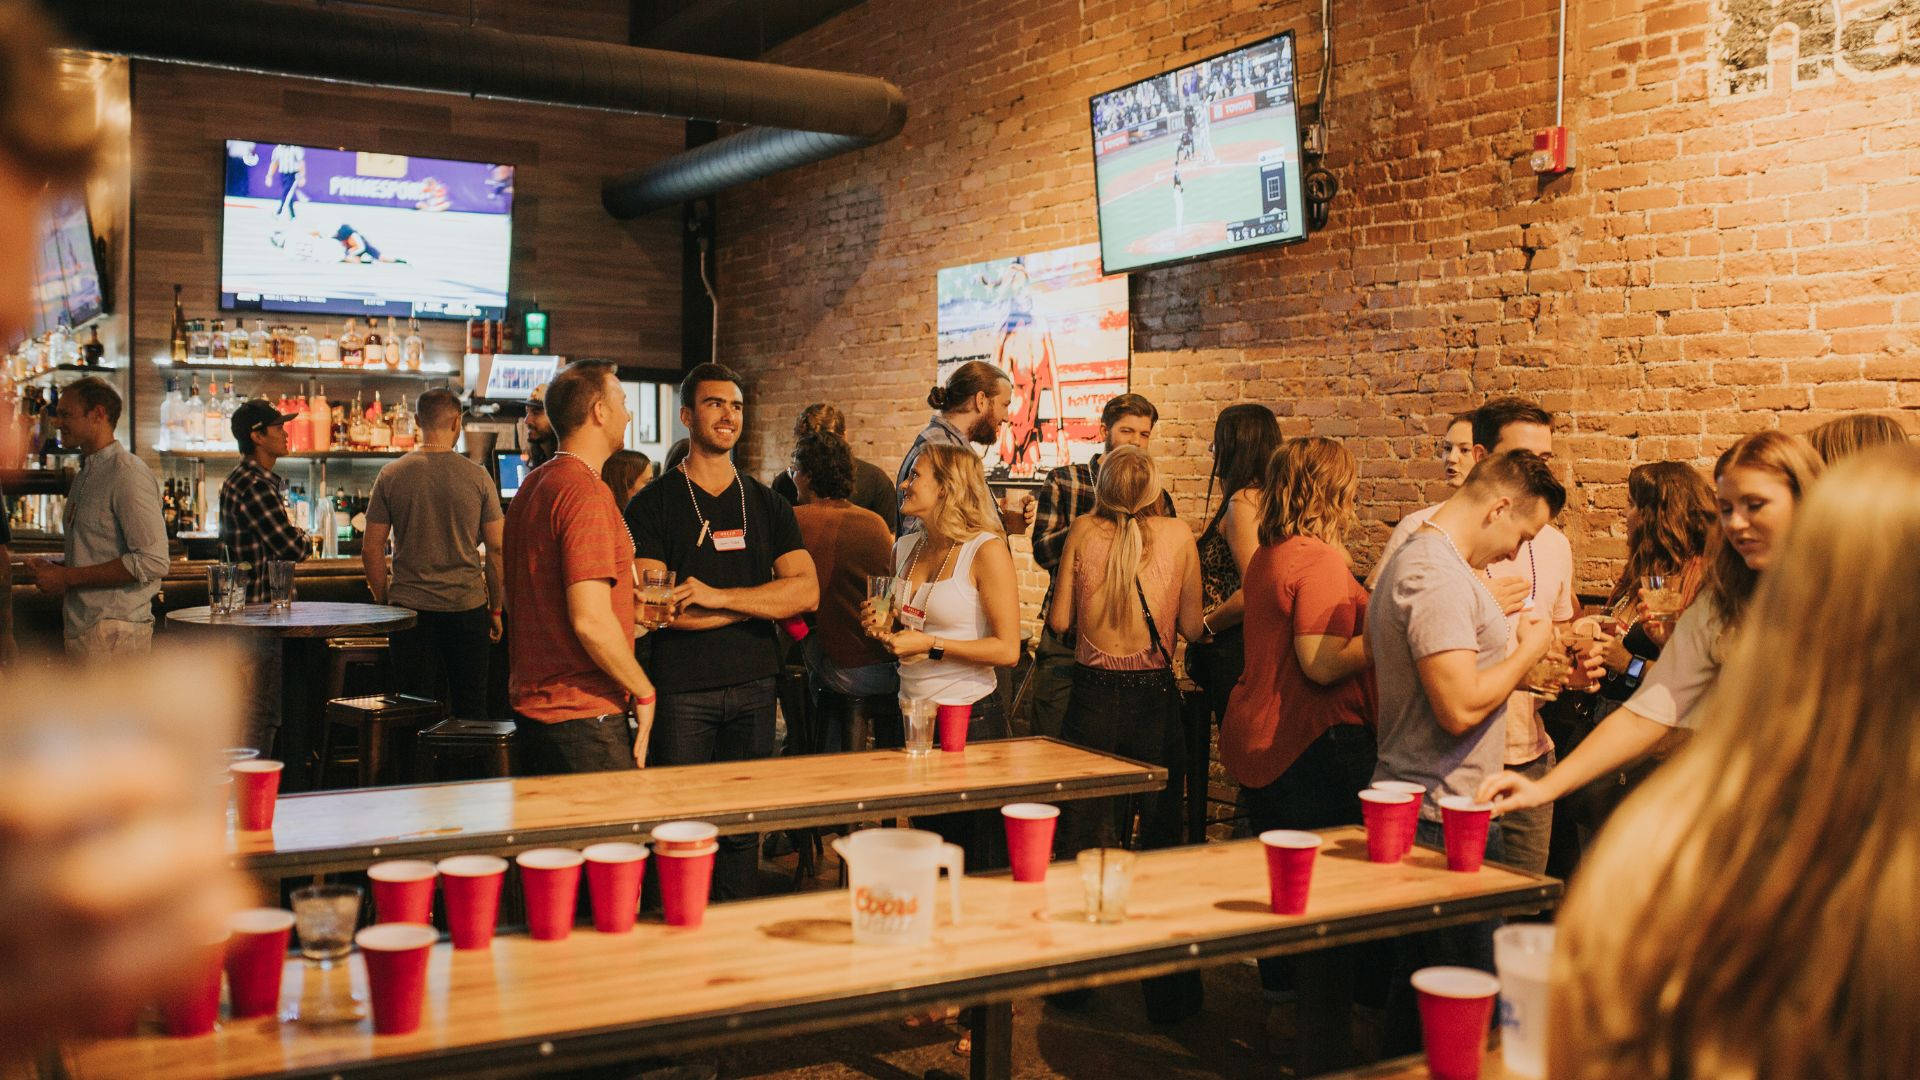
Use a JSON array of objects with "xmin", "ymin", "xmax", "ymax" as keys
[
  {"xmin": 1359, "ymin": 789, "xmax": 1414, "ymax": 863},
  {"xmin": 436, "ymin": 855, "xmax": 507, "ymax": 949},
  {"xmin": 1258, "ymin": 830, "xmax": 1322, "ymax": 915},
  {"xmin": 223, "ymin": 907, "xmax": 295, "ymax": 1019},
  {"xmin": 1001, "ymin": 803, "xmax": 1059, "ymax": 882},
  {"xmin": 655, "ymin": 844, "xmax": 717, "ymax": 928},
  {"xmin": 584, "ymin": 842, "xmax": 650, "ymax": 934},
  {"xmin": 1371, "ymin": 781, "xmax": 1427, "ymax": 859},
  {"xmin": 650, "ymin": 820, "xmax": 719, "ymax": 854},
  {"xmin": 356, "ymin": 924, "xmax": 438, "ymax": 1036},
  {"xmin": 160, "ymin": 935, "xmax": 228, "ymax": 1037},
  {"xmin": 230, "ymin": 759, "xmax": 283, "ymax": 831},
  {"xmin": 1412, "ymin": 966, "xmax": 1500, "ymax": 1080},
  {"xmin": 368, "ymin": 861, "xmax": 438, "ymax": 925},
  {"xmin": 936, "ymin": 703, "xmax": 971, "ymax": 752},
  {"xmin": 1438, "ymin": 796, "xmax": 1495, "ymax": 872},
  {"xmin": 516, "ymin": 848, "xmax": 585, "ymax": 941}
]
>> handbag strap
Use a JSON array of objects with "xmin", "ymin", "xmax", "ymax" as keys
[{"xmin": 1133, "ymin": 576, "xmax": 1172, "ymax": 669}]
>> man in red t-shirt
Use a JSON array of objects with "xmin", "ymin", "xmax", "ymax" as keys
[{"xmin": 504, "ymin": 360, "xmax": 657, "ymax": 773}]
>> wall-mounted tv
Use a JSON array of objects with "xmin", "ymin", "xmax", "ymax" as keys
[
  {"xmin": 31, "ymin": 192, "xmax": 104, "ymax": 336},
  {"xmin": 1088, "ymin": 31, "xmax": 1307, "ymax": 274},
  {"xmin": 221, "ymin": 140, "xmax": 513, "ymax": 321}
]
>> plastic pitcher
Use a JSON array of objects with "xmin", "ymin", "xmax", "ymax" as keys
[{"xmin": 830, "ymin": 828, "xmax": 963, "ymax": 946}]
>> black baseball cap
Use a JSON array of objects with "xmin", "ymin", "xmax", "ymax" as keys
[{"xmin": 231, "ymin": 399, "xmax": 301, "ymax": 444}]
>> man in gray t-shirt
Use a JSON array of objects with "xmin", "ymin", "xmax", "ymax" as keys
[
  {"xmin": 363, "ymin": 390, "xmax": 504, "ymax": 720},
  {"xmin": 1366, "ymin": 450, "xmax": 1563, "ymax": 823}
]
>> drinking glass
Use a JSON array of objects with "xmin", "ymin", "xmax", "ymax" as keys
[
  {"xmin": 1523, "ymin": 648, "xmax": 1570, "ymax": 701},
  {"xmin": 1561, "ymin": 617, "xmax": 1602, "ymax": 693},
  {"xmin": 207, "ymin": 564, "xmax": 236, "ymax": 615},
  {"xmin": 1640, "ymin": 574, "xmax": 1684, "ymax": 636},
  {"xmin": 1078, "ymin": 848, "xmax": 1136, "ymax": 924},
  {"xmin": 865, "ymin": 575, "xmax": 898, "ymax": 637},
  {"xmin": 900, "ymin": 696, "xmax": 936, "ymax": 757},
  {"xmin": 640, "ymin": 568, "xmax": 675, "ymax": 630},
  {"xmin": 288, "ymin": 884, "xmax": 365, "ymax": 1024},
  {"xmin": 266, "ymin": 561, "xmax": 295, "ymax": 612}
]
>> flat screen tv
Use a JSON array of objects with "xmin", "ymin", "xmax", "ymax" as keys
[
  {"xmin": 1088, "ymin": 31, "xmax": 1307, "ymax": 274},
  {"xmin": 221, "ymin": 140, "xmax": 513, "ymax": 320},
  {"xmin": 30, "ymin": 192, "xmax": 104, "ymax": 336}
]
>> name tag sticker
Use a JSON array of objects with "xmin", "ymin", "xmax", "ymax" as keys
[
  {"xmin": 712, "ymin": 529, "xmax": 746, "ymax": 551},
  {"xmin": 900, "ymin": 605, "xmax": 928, "ymax": 631}
]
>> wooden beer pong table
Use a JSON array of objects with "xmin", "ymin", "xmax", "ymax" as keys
[
  {"xmin": 235, "ymin": 737, "xmax": 1167, "ymax": 880},
  {"xmin": 73, "ymin": 827, "xmax": 1561, "ymax": 1080}
]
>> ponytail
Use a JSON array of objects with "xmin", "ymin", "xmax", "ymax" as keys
[
  {"xmin": 1088, "ymin": 446, "xmax": 1161, "ymax": 635},
  {"xmin": 926, "ymin": 384, "xmax": 948, "ymax": 409}
]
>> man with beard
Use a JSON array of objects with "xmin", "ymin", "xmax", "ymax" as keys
[
  {"xmin": 627, "ymin": 362, "xmax": 818, "ymax": 900},
  {"xmin": 521, "ymin": 382, "xmax": 556, "ymax": 468},
  {"xmin": 897, "ymin": 359, "xmax": 1032, "ymax": 536}
]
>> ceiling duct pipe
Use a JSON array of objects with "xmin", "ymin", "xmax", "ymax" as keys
[{"xmin": 46, "ymin": 0, "xmax": 906, "ymax": 218}]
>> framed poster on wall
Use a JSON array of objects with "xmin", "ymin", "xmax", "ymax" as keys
[{"xmin": 936, "ymin": 243, "xmax": 1129, "ymax": 484}]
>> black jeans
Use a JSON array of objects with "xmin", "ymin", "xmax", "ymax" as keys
[
  {"xmin": 515, "ymin": 712, "xmax": 637, "ymax": 775},
  {"xmin": 1242, "ymin": 723, "xmax": 1382, "ymax": 1075},
  {"xmin": 915, "ymin": 693, "xmax": 1012, "ymax": 872},
  {"xmin": 650, "ymin": 677, "xmax": 778, "ymax": 902},
  {"xmin": 1058, "ymin": 665, "xmax": 1186, "ymax": 854},
  {"xmin": 390, "ymin": 606, "xmax": 492, "ymax": 720}
]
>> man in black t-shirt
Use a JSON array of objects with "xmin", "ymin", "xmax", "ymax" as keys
[{"xmin": 628, "ymin": 362, "xmax": 818, "ymax": 901}]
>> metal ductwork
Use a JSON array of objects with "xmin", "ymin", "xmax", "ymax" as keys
[{"xmin": 47, "ymin": 0, "xmax": 906, "ymax": 217}]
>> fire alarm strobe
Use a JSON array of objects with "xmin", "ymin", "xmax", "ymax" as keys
[{"xmin": 1531, "ymin": 125, "xmax": 1575, "ymax": 174}]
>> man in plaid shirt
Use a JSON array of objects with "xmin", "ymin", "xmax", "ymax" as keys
[
  {"xmin": 220, "ymin": 400, "xmax": 310, "ymax": 603},
  {"xmin": 220, "ymin": 400, "xmax": 310, "ymax": 754},
  {"xmin": 1028, "ymin": 393, "xmax": 1174, "ymax": 738}
]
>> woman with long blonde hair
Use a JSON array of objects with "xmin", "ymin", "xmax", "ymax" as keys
[
  {"xmin": 1481, "ymin": 430, "xmax": 1823, "ymax": 812},
  {"xmin": 1805, "ymin": 411, "xmax": 1908, "ymax": 464},
  {"xmin": 1048, "ymin": 445, "xmax": 1205, "ymax": 854},
  {"xmin": 1047, "ymin": 444, "xmax": 1206, "ymax": 1021},
  {"xmin": 1552, "ymin": 443, "xmax": 1920, "ymax": 1080}
]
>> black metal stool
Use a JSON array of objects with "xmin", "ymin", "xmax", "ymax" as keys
[
  {"xmin": 415, "ymin": 719, "xmax": 517, "ymax": 781},
  {"xmin": 317, "ymin": 694, "xmax": 447, "ymax": 788},
  {"xmin": 324, "ymin": 636, "xmax": 392, "ymax": 701}
]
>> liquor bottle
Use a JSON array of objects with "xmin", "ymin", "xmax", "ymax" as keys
[
  {"xmin": 157, "ymin": 378, "xmax": 175, "ymax": 451},
  {"xmin": 185, "ymin": 375, "xmax": 205, "ymax": 450},
  {"xmin": 161, "ymin": 480, "xmax": 178, "ymax": 536},
  {"xmin": 339, "ymin": 318, "xmax": 365, "ymax": 368},
  {"xmin": 283, "ymin": 394, "xmax": 308, "ymax": 454},
  {"xmin": 402, "ymin": 318, "xmax": 424, "ymax": 371},
  {"xmin": 366, "ymin": 391, "xmax": 392, "ymax": 450},
  {"xmin": 309, "ymin": 382, "xmax": 332, "ymax": 453},
  {"xmin": 384, "ymin": 316, "xmax": 401, "ymax": 370},
  {"xmin": 465, "ymin": 318, "xmax": 481, "ymax": 356},
  {"xmin": 211, "ymin": 319, "xmax": 230, "ymax": 361},
  {"xmin": 250, "ymin": 319, "xmax": 272, "ymax": 364},
  {"xmin": 330, "ymin": 398, "xmax": 347, "ymax": 449},
  {"xmin": 389, "ymin": 394, "xmax": 415, "ymax": 450},
  {"xmin": 189, "ymin": 319, "xmax": 211, "ymax": 359},
  {"xmin": 498, "ymin": 317, "xmax": 515, "ymax": 355},
  {"xmin": 38, "ymin": 385, "xmax": 58, "ymax": 456},
  {"xmin": 348, "ymin": 391, "xmax": 369, "ymax": 449},
  {"xmin": 82, "ymin": 326, "xmax": 103, "ymax": 367},
  {"xmin": 365, "ymin": 320, "xmax": 386, "ymax": 367},
  {"xmin": 483, "ymin": 318, "xmax": 499, "ymax": 357},
  {"xmin": 294, "ymin": 324, "xmax": 318, "ymax": 365},
  {"xmin": 227, "ymin": 318, "xmax": 249, "ymax": 362},
  {"xmin": 170, "ymin": 284, "xmax": 189, "ymax": 362}
]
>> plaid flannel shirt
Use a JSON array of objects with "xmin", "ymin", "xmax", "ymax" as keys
[
  {"xmin": 220, "ymin": 459, "xmax": 309, "ymax": 601},
  {"xmin": 1032, "ymin": 455, "xmax": 1177, "ymax": 610}
]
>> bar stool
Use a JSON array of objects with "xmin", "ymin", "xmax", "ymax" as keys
[
  {"xmin": 324, "ymin": 636, "xmax": 393, "ymax": 701},
  {"xmin": 415, "ymin": 719, "xmax": 517, "ymax": 781},
  {"xmin": 1177, "ymin": 681, "xmax": 1212, "ymax": 844},
  {"xmin": 316, "ymin": 694, "xmax": 448, "ymax": 788}
]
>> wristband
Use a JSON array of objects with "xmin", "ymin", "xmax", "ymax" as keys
[
  {"xmin": 489, "ymin": 609, "xmax": 504, "ymax": 617},
  {"xmin": 634, "ymin": 693, "xmax": 656, "ymax": 706},
  {"xmin": 1201, "ymin": 611, "xmax": 1216, "ymax": 637}
]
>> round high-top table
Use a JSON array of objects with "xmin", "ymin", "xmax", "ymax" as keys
[{"xmin": 168, "ymin": 602, "xmax": 417, "ymax": 792}]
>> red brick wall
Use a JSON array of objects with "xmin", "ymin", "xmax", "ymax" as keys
[{"xmin": 717, "ymin": 0, "xmax": 1920, "ymax": 600}]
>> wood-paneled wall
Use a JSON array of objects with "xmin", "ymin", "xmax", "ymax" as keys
[{"xmin": 128, "ymin": 54, "xmax": 685, "ymax": 463}]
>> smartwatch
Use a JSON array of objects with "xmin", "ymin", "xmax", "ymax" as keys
[{"xmin": 927, "ymin": 640, "xmax": 946, "ymax": 661}]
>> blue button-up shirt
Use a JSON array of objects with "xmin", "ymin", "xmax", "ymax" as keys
[{"xmin": 62, "ymin": 440, "xmax": 168, "ymax": 631}]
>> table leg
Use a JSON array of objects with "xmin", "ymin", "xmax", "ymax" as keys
[
  {"xmin": 967, "ymin": 1002, "xmax": 1013, "ymax": 1080},
  {"xmin": 1181, "ymin": 690, "xmax": 1211, "ymax": 844}
]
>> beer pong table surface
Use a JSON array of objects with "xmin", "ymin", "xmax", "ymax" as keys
[
  {"xmin": 235, "ymin": 737, "xmax": 1167, "ymax": 877},
  {"xmin": 76, "ymin": 827, "xmax": 1561, "ymax": 1080}
]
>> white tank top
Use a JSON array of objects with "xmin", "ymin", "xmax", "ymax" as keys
[{"xmin": 893, "ymin": 531, "xmax": 997, "ymax": 706}]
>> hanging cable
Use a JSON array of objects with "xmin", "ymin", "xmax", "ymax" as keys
[
  {"xmin": 697, "ymin": 237, "xmax": 719, "ymax": 366},
  {"xmin": 1304, "ymin": 0, "xmax": 1339, "ymax": 231}
]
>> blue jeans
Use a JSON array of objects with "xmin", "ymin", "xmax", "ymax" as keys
[
  {"xmin": 650, "ymin": 677, "xmax": 777, "ymax": 901},
  {"xmin": 1382, "ymin": 818, "xmax": 1506, "ymax": 1057}
]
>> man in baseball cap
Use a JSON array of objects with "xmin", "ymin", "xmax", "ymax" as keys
[{"xmin": 219, "ymin": 399, "xmax": 310, "ymax": 752}]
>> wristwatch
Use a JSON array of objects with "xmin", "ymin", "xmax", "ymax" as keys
[{"xmin": 927, "ymin": 640, "xmax": 945, "ymax": 661}]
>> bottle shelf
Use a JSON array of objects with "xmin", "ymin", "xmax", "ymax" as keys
[
  {"xmin": 152, "ymin": 358, "xmax": 456, "ymax": 381},
  {"xmin": 154, "ymin": 448, "xmax": 406, "ymax": 461},
  {"xmin": 6, "ymin": 363, "xmax": 121, "ymax": 387}
]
